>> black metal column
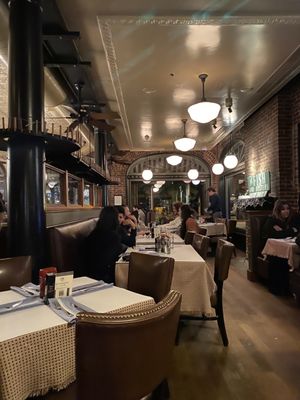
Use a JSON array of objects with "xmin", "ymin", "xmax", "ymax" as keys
[
  {"xmin": 95, "ymin": 128, "xmax": 108, "ymax": 206},
  {"xmin": 7, "ymin": 0, "xmax": 46, "ymax": 281}
]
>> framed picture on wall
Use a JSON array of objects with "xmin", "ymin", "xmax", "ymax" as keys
[{"xmin": 114, "ymin": 195, "xmax": 122, "ymax": 206}]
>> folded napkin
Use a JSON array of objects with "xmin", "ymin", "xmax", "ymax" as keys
[
  {"xmin": 48, "ymin": 297, "xmax": 95, "ymax": 324},
  {"xmin": 0, "ymin": 297, "xmax": 43, "ymax": 314},
  {"xmin": 10, "ymin": 283, "xmax": 40, "ymax": 297},
  {"xmin": 72, "ymin": 281, "xmax": 113, "ymax": 296}
]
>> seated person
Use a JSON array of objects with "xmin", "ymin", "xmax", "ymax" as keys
[
  {"xmin": 179, "ymin": 204, "xmax": 199, "ymax": 240},
  {"xmin": 85, "ymin": 206, "xmax": 123, "ymax": 283},
  {"xmin": 160, "ymin": 202, "xmax": 182, "ymax": 232},
  {"xmin": 116, "ymin": 205, "xmax": 137, "ymax": 247},
  {"xmin": 262, "ymin": 200, "xmax": 298, "ymax": 240}
]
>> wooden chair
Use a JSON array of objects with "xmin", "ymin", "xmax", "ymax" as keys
[
  {"xmin": 179, "ymin": 239, "xmax": 235, "ymax": 346},
  {"xmin": 0, "ymin": 255, "xmax": 33, "ymax": 291},
  {"xmin": 226, "ymin": 219, "xmax": 237, "ymax": 256},
  {"xmin": 128, "ymin": 252, "xmax": 174, "ymax": 303},
  {"xmin": 41, "ymin": 291, "xmax": 182, "ymax": 400},
  {"xmin": 184, "ymin": 230, "xmax": 196, "ymax": 245},
  {"xmin": 192, "ymin": 233, "xmax": 210, "ymax": 260},
  {"xmin": 198, "ymin": 227, "xmax": 207, "ymax": 236}
]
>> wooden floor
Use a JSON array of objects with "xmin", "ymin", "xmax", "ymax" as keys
[{"xmin": 170, "ymin": 250, "xmax": 300, "ymax": 400}]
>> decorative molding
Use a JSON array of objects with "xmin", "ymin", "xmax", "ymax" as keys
[{"xmin": 97, "ymin": 15, "xmax": 300, "ymax": 26}]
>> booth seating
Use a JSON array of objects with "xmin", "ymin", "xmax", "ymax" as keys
[
  {"xmin": 47, "ymin": 218, "xmax": 98, "ymax": 276},
  {"xmin": 247, "ymin": 212, "xmax": 271, "ymax": 280}
]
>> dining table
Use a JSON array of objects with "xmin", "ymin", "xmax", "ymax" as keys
[
  {"xmin": 0, "ymin": 277, "xmax": 155, "ymax": 400},
  {"xmin": 198, "ymin": 222, "xmax": 227, "ymax": 237},
  {"xmin": 261, "ymin": 238, "xmax": 300, "ymax": 271},
  {"xmin": 136, "ymin": 233, "xmax": 184, "ymax": 245},
  {"xmin": 115, "ymin": 244, "xmax": 216, "ymax": 315}
]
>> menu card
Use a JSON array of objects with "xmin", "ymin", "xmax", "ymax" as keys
[{"xmin": 54, "ymin": 271, "xmax": 74, "ymax": 298}]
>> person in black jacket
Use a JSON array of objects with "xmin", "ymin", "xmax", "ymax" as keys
[
  {"xmin": 207, "ymin": 187, "xmax": 222, "ymax": 221},
  {"xmin": 116, "ymin": 205, "xmax": 137, "ymax": 247},
  {"xmin": 262, "ymin": 200, "xmax": 298, "ymax": 240},
  {"xmin": 85, "ymin": 206, "xmax": 123, "ymax": 283}
]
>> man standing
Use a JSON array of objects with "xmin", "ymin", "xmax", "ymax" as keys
[{"xmin": 207, "ymin": 187, "xmax": 222, "ymax": 221}]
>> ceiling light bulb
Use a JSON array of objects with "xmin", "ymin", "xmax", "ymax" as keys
[
  {"xmin": 188, "ymin": 73, "xmax": 221, "ymax": 124},
  {"xmin": 166, "ymin": 155, "xmax": 183, "ymax": 165},
  {"xmin": 174, "ymin": 137, "xmax": 196, "ymax": 152},
  {"xmin": 224, "ymin": 154, "xmax": 238, "ymax": 169},
  {"xmin": 187, "ymin": 169, "xmax": 199, "ymax": 180},
  {"xmin": 192, "ymin": 179, "xmax": 200, "ymax": 185},
  {"xmin": 153, "ymin": 187, "xmax": 159, "ymax": 192},
  {"xmin": 183, "ymin": 180, "xmax": 191, "ymax": 184},
  {"xmin": 156, "ymin": 180, "xmax": 165, "ymax": 185},
  {"xmin": 143, "ymin": 180, "xmax": 151, "ymax": 184},
  {"xmin": 142, "ymin": 169, "xmax": 153, "ymax": 181},
  {"xmin": 212, "ymin": 163, "xmax": 224, "ymax": 175}
]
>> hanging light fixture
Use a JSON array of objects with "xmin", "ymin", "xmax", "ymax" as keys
[
  {"xmin": 188, "ymin": 73, "xmax": 221, "ymax": 124},
  {"xmin": 223, "ymin": 132, "xmax": 238, "ymax": 169},
  {"xmin": 174, "ymin": 119, "xmax": 196, "ymax": 152},
  {"xmin": 212, "ymin": 163, "xmax": 224, "ymax": 175},
  {"xmin": 143, "ymin": 180, "xmax": 151, "ymax": 184},
  {"xmin": 156, "ymin": 180, "xmax": 165, "ymax": 185},
  {"xmin": 142, "ymin": 169, "xmax": 153, "ymax": 181},
  {"xmin": 192, "ymin": 179, "xmax": 200, "ymax": 185},
  {"xmin": 184, "ymin": 180, "xmax": 191, "ymax": 184},
  {"xmin": 153, "ymin": 187, "xmax": 159, "ymax": 193},
  {"xmin": 212, "ymin": 143, "xmax": 224, "ymax": 175},
  {"xmin": 187, "ymin": 169, "xmax": 199, "ymax": 180},
  {"xmin": 166, "ymin": 155, "xmax": 183, "ymax": 166}
]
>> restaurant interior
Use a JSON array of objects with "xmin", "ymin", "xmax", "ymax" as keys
[{"xmin": 0, "ymin": 1, "xmax": 300, "ymax": 399}]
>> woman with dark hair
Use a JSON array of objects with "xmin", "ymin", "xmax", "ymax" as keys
[
  {"xmin": 262, "ymin": 200, "xmax": 297, "ymax": 239},
  {"xmin": 85, "ymin": 206, "xmax": 123, "ymax": 283},
  {"xmin": 179, "ymin": 204, "xmax": 198, "ymax": 240},
  {"xmin": 262, "ymin": 200, "xmax": 298, "ymax": 295}
]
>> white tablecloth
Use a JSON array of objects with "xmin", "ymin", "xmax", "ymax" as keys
[
  {"xmin": 262, "ymin": 238, "xmax": 300, "ymax": 270},
  {"xmin": 136, "ymin": 233, "xmax": 184, "ymax": 245},
  {"xmin": 198, "ymin": 222, "xmax": 227, "ymax": 236},
  {"xmin": 0, "ymin": 277, "xmax": 154, "ymax": 400},
  {"xmin": 116, "ymin": 245, "xmax": 216, "ymax": 314}
]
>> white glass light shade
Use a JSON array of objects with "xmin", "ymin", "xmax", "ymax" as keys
[
  {"xmin": 143, "ymin": 180, "xmax": 151, "ymax": 184},
  {"xmin": 212, "ymin": 163, "xmax": 224, "ymax": 175},
  {"xmin": 166, "ymin": 155, "xmax": 183, "ymax": 166},
  {"xmin": 153, "ymin": 187, "xmax": 159, "ymax": 193},
  {"xmin": 154, "ymin": 183, "xmax": 162, "ymax": 188},
  {"xmin": 156, "ymin": 180, "xmax": 165, "ymax": 185},
  {"xmin": 187, "ymin": 169, "xmax": 199, "ymax": 180},
  {"xmin": 183, "ymin": 180, "xmax": 191, "ymax": 184},
  {"xmin": 174, "ymin": 137, "xmax": 196, "ymax": 152},
  {"xmin": 223, "ymin": 154, "xmax": 238, "ymax": 169},
  {"xmin": 188, "ymin": 101, "xmax": 221, "ymax": 124},
  {"xmin": 142, "ymin": 169, "xmax": 153, "ymax": 181},
  {"xmin": 192, "ymin": 179, "xmax": 200, "ymax": 185}
]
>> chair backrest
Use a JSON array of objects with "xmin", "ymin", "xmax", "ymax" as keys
[
  {"xmin": 227, "ymin": 219, "xmax": 237, "ymax": 236},
  {"xmin": 128, "ymin": 252, "xmax": 174, "ymax": 302},
  {"xmin": 0, "ymin": 255, "xmax": 33, "ymax": 291},
  {"xmin": 214, "ymin": 239, "xmax": 235, "ymax": 282},
  {"xmin": 75, "ymin": 290, "xmax": 182, "ymax": 400},
  {"xmin": 198, "ymin": 227, "xmax": 207, "ymax": 236},
  {"xmin": 184, "ymin": 230, "xmax": 196, "ymax": 245},
  {"xmin": 47, "ymin": 218, "xmax": 97, "ymax": 275},
  {"xmin": 192, "ymin": 233, "xmax": 210, "ymax": 260}
]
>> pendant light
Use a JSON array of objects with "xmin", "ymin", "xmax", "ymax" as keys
[
  {"xmin": 212, "ymin": 143, "xmax": 224, "ymax": 175},
  {"xmin": 187, "ymin": 169, "xmax": 199, "ymax": 180},
  {"xmin": 188, "ymin": 74, "xmax": 221, "ymax": 124},
  {"xmin": 223, "ymin": 133, "xmax": 238, "ymax": 169},
  {"xmin": 143, "ymin": 180, "xmax": 151, "ymax": 184},
  {"xmin": 141, "ymin": 156, "xmax": 153, "ymax": 181},
  {"xmin": 192, "ymin": 179, "xmax": 200, "ymax": 185},
  {"xmin": 174, "ymin": 119, "xmax": 196, "ymax": 152},
  {"xmin": 166, "ymin": 155, "xmax": 183, "ymax": 166}
]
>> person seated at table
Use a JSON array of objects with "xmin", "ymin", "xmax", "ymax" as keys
[
  {"xmin": 85, "ymin": 206, "xmax": 123, "ymax": 283},
  {"xmin": 262, "ymin": 199, "xmax": 298, "ymax": 240},
  {"xmin": 159, "ymin": 202, "xmax": 182, "ymax": 232},
  {"xmin": 179, "ymin": 204, "xmax": 199, "ymax": 240},
  {"xmin": 116, "ymin": 205, "xmax": 137, "ymax": 247}
]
